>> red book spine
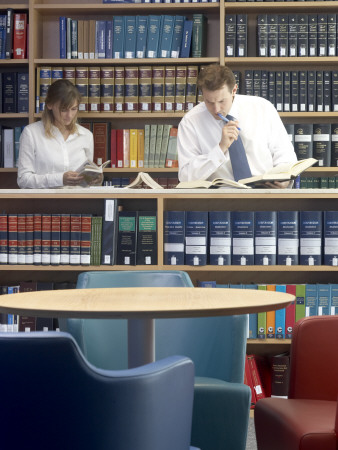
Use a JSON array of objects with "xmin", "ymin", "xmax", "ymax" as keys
[
  {"xmin": 110, "ymin": 128, "xmax": 117, "ymax": 168},
  {"xmin": 93, "ymin": 122, "xmax": 108, "ymax": 165},
  {"xmin": 247, "ymin": 354, "xmax": 266, "ymax": 402},
  {"xmin": 70, "ymin": 214, "xmax": 81, "ymax": 265},
  {"xmin": 8, "ymin": 214, "xmax": 18, "ymax": 265},
  {"xmin": 41, "ymin": 214, "xmax": 51, "ymax": 265},
  {"xmin": 13, "ymin": 13, "xmax": 27, "ymax": 59},
  {"xmin": 51, "ymin": 214, "xmax": 61, "ymax": 265},
  {"xmin": 285, "ymin": 284, "xmax": 296, "ymax": 339},
  {"xmin": 116, "ymin": 129, "xmax": 124, "ymax": 168},
  {"xmin": 17, "ymin": 214, "xmax": 26, "ymax": 264},
  {"xmin": 244, "ymin": 355, "xmax": 257, "ymax": 409},
  {"xmin": 33, "ymin": 213, "xmax": 42, "ymax": 265},
  {"xmin": 60, "ymin": 214, "xmax": 71, "ymax": 265},
  {"xmin": 80, "ymin": 214, "xmax": 92, "ymax": 265},
  {"xmin": 0, "ymin": 214, "xmax": 8, "ymax": 264},
  {"xmin": 25, "ymin": 213, "xmax": 34, "ymax": 265}
]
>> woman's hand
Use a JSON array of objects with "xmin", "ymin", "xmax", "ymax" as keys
[
  {"xmin": 88, "ymin": 173, "xmax": 104, "ymax": 186},
  {"xmin": 63, "ymin": 171, "xmax": 85, "ymax": 186}
]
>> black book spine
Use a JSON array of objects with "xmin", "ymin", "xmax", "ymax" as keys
[
  {"xmin": 332, "ymin": 71, "xmax": 338, "ymax": 112},
  {"xmin": 275, "ymin": 71, "xmax": 283, "ymax": 112},
  {"xmin": 313, "ymin": 123, "xmax": 331, "ymax": 167},
  {"xmin": 261, "ymin": 70, "xmax": 269, "ymax": 100},
  {"xmin": 284, "ymin": 123, "xmax": 295, "ymax": 146},
  {"xmin": 316, "ymin": 70, "xmax": 324, "ymax": 112},
  {"xmin": 288, "ymin": 14, "xmax": 298, "ymax": 57},
  {"xmin": 330, "ymin": 124, "xmax": 338, "ymax": 167},
  {"xmin": 283, "ymin": 71, "xmax": 291, "ymax": 112},
  {"xmin": 236, "ymin": 14, "xmax": 247, "ymax": 57},
  {"xmin": 244, "ymin": 70, "xmax": 254, "ymax": 96},
  {"xmin": 17, "ymin": 72, "xmax": 29, "ymax": 113},
  {"xmin": 307, "ymin": 70, "xmax": 316, "ymax": 112},
  {"xmin": 3, "ymin": 72, "xmax": 18, "ymax": 113},
  {"xmin": 323, "ymin": 70, "xmax": 332, "ymax": 112},
  {"xmin": 268, "ymin": 71, "xmax": 276, "ymax": 106},
  {"xmin": 5, "ymin": 8, "xmax": 14, "ymax": 59},
  {"xmin": 278, "ymin": 14, "xmax": 288, "ymax": 57},
  {"xmin": 308, "ymin": 14, "xmax": 317, "ymax": 57},
  {"xmin": 225, "ymin": 14, "xmax": 236, "ymax": 57},
  {"xmin": 294, "ymin": 123, "xmax": 313, "ymax": 160},
  {"xmin": 297, "ymin": 14, "xmax": 308, "ymax": 57},
  {"xmin": 257, "ymin": 14, "xmax": 268, "ymax": 57},
  {"xmin": 253, "ymin": 70, "xmax": 261, "ymax": 97},
  {"xmin": 317, "ymin": 14, "xmax": 327, "ymax": 57},
  {"xmin": 291, "ymin": 70, "xmax": 299, "ymax": 112},
  {"xmin": 268, "ymin": 14, "xmax": 278, "ymax": 57},
  {"xmin": 327, "ymin": 13, "xmax": 336, "ymax": 57},
  {"xmin": 299, "ymin": 70, "xmax": 308, "ymax": 112}
]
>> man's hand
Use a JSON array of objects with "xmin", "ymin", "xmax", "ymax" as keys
[
  {"xmin": 265, "ymin": 180, "xmax": 291, "ymax": 189},
  {"xmin": 219, "ymin": 120, "xmax": 240, "ymax": 154},
  {"xmin": 63, "ymin": 171, "xmax": 85, "ymax": 186}
]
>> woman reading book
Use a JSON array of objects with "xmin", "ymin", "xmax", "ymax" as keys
[
  {"xmin": 17, "ymin": 79, "xmax": 101, "ymax": 189},
  {"xmin": 177, "ymin": 64, "xmax": 298, "ymax": 189}
]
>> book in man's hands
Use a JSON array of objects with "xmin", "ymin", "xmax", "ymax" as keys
[
  {"xmin": 124, "ymin": 172, "xmax": 164, "ymax": 189},
  {"xmin": 76, "ymin": 160, "xmax": 110, "ymax": 186},
  {"xmin": 238, "ymin": 158, "xmax": 317, "ymax": 187},
  {"xmin": 175, "ymin": 178, "xmax": 251, "ymax": 189}
]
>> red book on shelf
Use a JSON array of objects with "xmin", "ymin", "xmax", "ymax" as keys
[
  {"xmin": 116, "ymin": 129, "xmax": 124, "ymax": 168},
  {"xmin": 285, "ymin": 284, "xmax": 296, "ymax": 339},
  {"xmin": 247, "ymin": 354, "xmax": 266, "ymax": 402},
  {"xmin": 13, "ymin": 13, "xmax": 27, "ymax": 59},
  {"xmin": 80, "ymin": 214, "xmax": 92, "ymax": 266},
  {"xmin": 93, "ymin": 122, "xmax": 109, "ymax": 166},
  {"xmin": 244, "ymin": 355, "xmax": 257, "ymax": 409},
  {"xmin": 110, "ymin": 129, "xmax": 117, "ymax": 168}
]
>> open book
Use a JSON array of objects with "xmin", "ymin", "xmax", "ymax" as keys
[
  {"xmin": 76, "ymin": 160, "xmax": 110, "ymax": 186},
  {"xmin": 238, "ymin": 158, "xmax": 318, "ymax": 187},
  {"xmin": 175, "ymin": 178, "xmax": 251, "ymax": 189},
  {"xmin": 125, "ymin": 172, "xmax": 164, "ymax": 189}
]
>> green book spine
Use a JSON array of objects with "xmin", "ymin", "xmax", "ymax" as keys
[
  {"xmin": 295, "ymin": 284, "xmax": 306, "ymax": 322},
  {"xmin": 257, "ymin": 284, "xmax": 267, "ymax": 339}
]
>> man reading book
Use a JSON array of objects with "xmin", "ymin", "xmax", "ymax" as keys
[{"xmin": 177, "ymin": 64, "xmax": 297, "ymax": 189}]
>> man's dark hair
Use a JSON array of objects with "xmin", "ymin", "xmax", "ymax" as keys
[{"xmin": 197, "ymin": 64, "xmax": 236, "ymax": 92}]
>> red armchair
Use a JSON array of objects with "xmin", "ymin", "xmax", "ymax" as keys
[{"xmin": 254, "ymin": 315, "xmax": 338, "ymax": 450}]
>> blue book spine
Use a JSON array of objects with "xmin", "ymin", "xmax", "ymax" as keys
[
  {"xmin": 299, "ymin": 210, "xmax": 322, "ymax": 265},
  {"xmin": 163, "ymin": 210, "xmax": 185, "ymax": 265},
  {"xmin": 317, "ymin": 284, "xmax": 331, "ymax": 316},
  {"xmin": 59, "ymin": 16, "xmax": 67, "ymax": 59},
  {"xmin": 180, "ymin": 19, "xmax": 193, "ymax": 58},
  {"xmin": 244, "ymin": 284, "xmax": 258, "ymax": 339},
  {"xmin": 185, "ymin": 211, "xmax": 208, "ymax": 266},
  {"xmin": 96, "ymin": 20, "xmax": 106, "ymax": 58},
  {"xmin": 275, "ymin": 284, "xmax": 286, "ymax": 339},
  {"xmin": 3, "ymin": 72, "xmax": 17, "ymax": 113},
  {"xmin": 51, "ymin": 67, "xmax": 63, "ymax": 82},
  {"xmin": 159, "ymin": 15, "xmax": 174, "ymax": 58},
  {"xmin": 231, "ymin": 211, "xmax": 254, "ymax": 265},
  {"xmin": 113, "ymin": 16, "xmax": 125, "ymax": 58},
  {"xmin": 305, "ymin": 283, "xmax": 318, "ymax": 316},
  {"xmin": 198, "ymin": 281, "xmax": 217, "ymax": 287},
  {"xmin": 136, "ymin": 16, "xmax": 148, "ymax": 58},
  {"xmin": 105, "ymin": 20, "xmax": 113, "ymax": 58},
  {"xmin": 124, "ymin": 15, "xmax": 136, "ymax": 58},
  {"xmin": 17, "ymin": 72, "xmax": 29, "ymax": 113},
  {"xmin": 146, "ymin": 15, "xmax": 162, "ymax": 58},
  {"xmin": 324, "ymin": 210, "xmax": 338, "ymax": 265},
  {"xmin": 171, "ymin": 16, "xmax": 185, "ymax": 57},
  {"xmin": 330, "ymin": 284, "xmax": 338, "ymax": 315},
  {"xmin": 254, "ymin": 210, "xmax": 277, "ymax": 265},
  {"xmin": 209, "ymin": 211, "xmax": 231, "ymax": 265},
  {"xmin": 277, "ymin": 210, "xmax": 299, "ymax": 265}
]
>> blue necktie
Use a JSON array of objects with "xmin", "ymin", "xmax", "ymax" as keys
[{"xmin": 226, "ymin": 114, "xmax": 252, "ymax": 181}]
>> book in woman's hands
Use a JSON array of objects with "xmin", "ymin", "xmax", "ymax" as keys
[
  {"xmin": 76, "ymin": 160, "xmax": 110, "ymax": 186},
  {"xmin": 124, "ymin": 172, "xmax": 164, "ymax": 189},
  {"xmin": 238, "ymin": 158, "xmax": 317, "ymax": 187},
  {"xmin": 175, "ymin": 178, "xmax": 251, "ymax": 189}
]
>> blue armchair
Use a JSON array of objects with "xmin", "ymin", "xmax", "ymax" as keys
[
  {"xmin": 61, "ymin": 270, "xmax": 251, "ymax": 450},
  {"xmin": 0, "ymin": 331, "xmax": 198, "ymax": 450}
]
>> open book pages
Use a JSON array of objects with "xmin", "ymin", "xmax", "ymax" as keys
[
  {"xmin": 176, "ymin": 178, "xmax": 251, "ymax": 189},
  {"xmin": 75, "ymin": 160, "xmax": 110, "ymax": 187},
  {"xmin": 238, "ymin": 158, "xmax": 318, "ymax": 186},
  {"xmin": 125, "ymin": 172, "xmax": 164, "ymax": 189}
]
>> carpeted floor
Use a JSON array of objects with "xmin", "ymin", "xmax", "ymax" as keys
[{"xmin": 246, "ymin": 418, "xmax": 258, "ymax": 450}]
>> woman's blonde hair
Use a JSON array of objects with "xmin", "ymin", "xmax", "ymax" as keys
[{"xmin": 42, "ymin": 79, "xmax": 82, "ymax": 138}]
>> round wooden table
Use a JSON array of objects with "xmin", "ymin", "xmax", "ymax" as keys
[{"xmin": 0, "ymin": 287, "xmax": 294, "ymax": 368}]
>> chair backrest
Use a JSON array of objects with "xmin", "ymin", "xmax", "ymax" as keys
[
  {"xmin": 288, "ymin": 315, "xmax": 338, "ymax": 401},
  {"xmin": 62, "ymin": 270, "xmax": 247, "ymax": 382},
  {"xmin": 0, "ymin": 332, "xmax": 195, "ymax": 450}
]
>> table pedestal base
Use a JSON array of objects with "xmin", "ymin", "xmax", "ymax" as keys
[{"xmin": 128, "ymin": 318, "xmax": 155, "ymax": 368}]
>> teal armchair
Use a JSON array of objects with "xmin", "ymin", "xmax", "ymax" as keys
[{"xmin": 60, "ymin": 270, "xmax": 251, "ymax": 450}]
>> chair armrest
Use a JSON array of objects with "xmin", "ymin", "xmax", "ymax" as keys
[{"xmin": 191, "ymin": 377, "xmax": 251, "ymax": 450}]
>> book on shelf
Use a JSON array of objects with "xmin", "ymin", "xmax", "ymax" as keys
[
  {"xmin": 176, "ymin": 178, "xmax": 251, "ymax": 190},
  {"xmin": 238, "ymin": 158, "xmax": 317, "ymax": 187},
  {"xmin": 185, "ymin": 211, "xmax": 208, "ymax": 266},
  {"xmin": 76, "ymin": 160, "xmax": 110, "ymax": 186},
  {"xmin": 232, "ymin": 211, "xmax": 254, "ymax": 266},
  {"xmin": 136, "ymin": 211, "xmax": 157, "ymax": 265},
  {"xmin": 271, "ymin": 353, "xmax": 290, "ymax": 398},
  {"xmin": 116, "ymin": 210, "xmax": 137, "ymax": 265},
  {"xmin": 124, "ymin": 172, "xmax": 164, "ymax": 190},
  {"xmin": 101, "ymin": 199, "xmax": 119, "ymax": 265},
  {"xmin": 13, "ymin": 13, "xmax": 27, "ymax": 59},
  {"xmin": 164, "ymin": 210, "xmax": 185, "ymax": 265},
  {"xmin": 191, "ymin": 14, "xmax": 207, "ymax": 58}
]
